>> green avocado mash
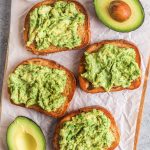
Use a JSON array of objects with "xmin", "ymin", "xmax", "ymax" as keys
[
  {"xmin": 59, "ymin": 109, "xmax": 115, "ymax": 150},
  {"xmin": 27, "ymin": 1, "xmax": 85, "ymax": 50},
  {"xmin": 8, "ymin": 64, "xmax": 67, "ymax": 111},
  {"xmin": 81, "ymin": 44, "xmax": 141, "ymax": 91}
]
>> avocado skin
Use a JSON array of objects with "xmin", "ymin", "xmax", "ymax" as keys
[
  {"xmin": 6, "ymin": 116, "xmax": 46, "ymax": 150},
  {"xmin": 94, "ymin": 0, "xmax": 145, "ymax": 32}
]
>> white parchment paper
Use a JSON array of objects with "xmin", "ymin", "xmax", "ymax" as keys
[{"xmin": 0, "ymin": 0, "xmax": 150, "ymax": 149}]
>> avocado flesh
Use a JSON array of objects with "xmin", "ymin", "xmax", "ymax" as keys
[
  {"xmin": 59, "ymin": 109, "xmax": 115, "ymax": 149},
  {"xmin": 27, "ymin": 1, "xmax": 85, "ymax": 50},
  {"xmin": 8, "ymin": 64, "xmax": 67, "ymax": 112},
  {"xmin": 7, "ymin": 116, "xmax": 46, "ymax": 150},
  {"xmin": 94, "ymin": 0, "xmax": 145, "ymax": 32}
]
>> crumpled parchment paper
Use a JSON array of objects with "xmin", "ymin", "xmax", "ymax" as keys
[{"xmin": 0, "ymin": 0, "xmax": 150, "ymax": 149}]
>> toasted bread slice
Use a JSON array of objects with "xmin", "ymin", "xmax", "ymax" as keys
[
  {"xmin": 53, "ymin": 106, "xmax": 120, "ymax": 150},
  {"xmin": 24, "ymin": 0, "xmax": 90, "ymax": 55},
  {"xmin": 8, "ymin": 58, "xmax": 76, "ymax": 118},
  {"xmin": 79, "ymin": 40, "xmax": 141, "ymax": 93}
]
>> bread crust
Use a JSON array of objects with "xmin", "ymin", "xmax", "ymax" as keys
[
  {"xmin": 8, "ymin": 58, "xmax": 76, "ymax": 118},
  {"xmin": 78, "ymin": 39, "xmax": 141, "ymax": 93},
  {"xmin": 53, "ymin": 106, "xmax": 120, "ymax": 150},
  {"xmin": 24, "ymin": 0, "xmax": 91, "ymax": 55}
]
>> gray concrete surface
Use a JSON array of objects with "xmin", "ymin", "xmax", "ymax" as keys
[
  {"xmin": 0, "ymin": 0, "xmax": 149, "ymax": 149},
  {"xmin": 0, "ymin": 0, "xmax": 11, "ymax": 98}
]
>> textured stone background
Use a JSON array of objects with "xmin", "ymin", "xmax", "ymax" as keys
[{"xmin": 0, "ymin": 0, "xmax": 149, "ymax": 149}]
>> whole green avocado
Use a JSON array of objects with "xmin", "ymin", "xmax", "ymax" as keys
[
  {"xmin": 94, "ymin": 0, "xmax": 145, "ymax": 32},
  {"xmin": 7, "ymin": 116, "xmax": 46, "ymax": 150}
]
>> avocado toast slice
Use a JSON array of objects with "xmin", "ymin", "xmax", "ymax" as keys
[
  {"xmin": 53, "ymin": 106, "xmax": 120, "ymax": 150},
  {"xmin": 79, "ymin": 40, "xmax": 141, "ymax": 93},
  {"xmin": 8, "ymin": 58, "xmax": 76, "ymax": 118},
  {"xmin": 24, "ymin": 0, "xmax": 90, "ymax": 55}
]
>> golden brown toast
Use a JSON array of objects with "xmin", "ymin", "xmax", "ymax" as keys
[
  {"xmin": 24, "ymin": 0, "xmax": 91, "ymax": 55},
  {"xmin": 78, "ymin": 40, "xmax": 141, "ymax": 93},
  {"xmin": 53, "ymin": 106, "xmax": 120, "ymax": 150},
  {"xmin": 8, "ymin": 58, "xmax": 76, "ymax": 118}
]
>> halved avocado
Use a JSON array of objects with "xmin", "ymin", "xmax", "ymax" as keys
[
  {"xmin": 94, "ymin": 0, "xmax": 145, "ymax": 32},
  {"xmin": 7, "ymin": 116, "xmax": 46, "ymax": 150}
]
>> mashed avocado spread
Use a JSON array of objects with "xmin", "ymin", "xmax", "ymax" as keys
[
  {"xmin": 59, "ymin": 109, "xmax": 114, "ymax": 150},
  {"xmin": 27, "ymin": 1, "xmax": 85, "ymax": 50},
  {"xmin": 8, "ymin": 64, "xmax": 67, "ymax": 111},
  {"xmin": 82, "ymin": 44, "xmax": 141, "ymax": 91}
]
